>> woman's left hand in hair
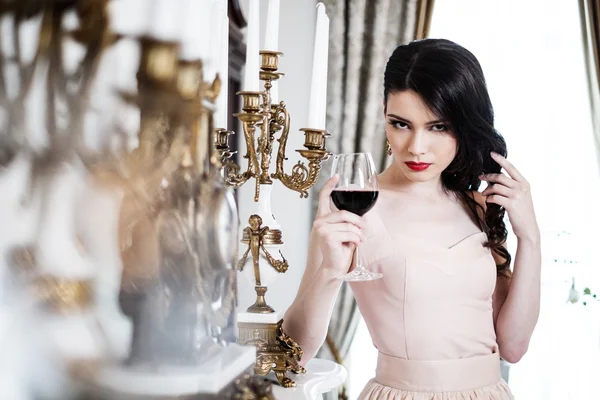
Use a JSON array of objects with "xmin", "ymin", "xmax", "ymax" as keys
[{"xmin": 479, "ymin": 152, "xmax": 540, "ymax": 242}]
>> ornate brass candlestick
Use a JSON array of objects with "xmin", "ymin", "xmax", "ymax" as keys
[
  {"xmin": 2, "ymin": 0, "xmax": 120, "ymax": 352},
  {"xmin": 115, "ymin": 35, "xmax": 241, "ymax": 369},
  {"xmin": 216, "ymin": 50, "xmax": 330, "ymax": 387},
  {"xmin": 84, "ymin": 35, "xmax": 256, "ymax": 399},
  {"xmin": 0, "ymin": 1, "xmax": 263, "ymax": 397}
]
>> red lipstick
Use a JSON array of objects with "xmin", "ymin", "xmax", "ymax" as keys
[{"xmin": 405, "ymin": 162, "xmax": 431, "ymax": 171}]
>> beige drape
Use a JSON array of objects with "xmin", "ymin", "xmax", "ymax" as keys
[
  {"xmin": 313, "ymin": 1, "xmax": 435, "ymax": 399},
  {"xmin": 579, "ymin": 0, "xmax": 600, "ymax": 168}
]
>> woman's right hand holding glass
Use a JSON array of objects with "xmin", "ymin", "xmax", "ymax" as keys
[{"xmin": 312, "ymin": 175, "xmax": 367, "ymax": 276}]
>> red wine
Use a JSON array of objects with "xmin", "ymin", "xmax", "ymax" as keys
[{"xmin": 331, "ymin": 190, "xmax": 379, "ymax": 216}]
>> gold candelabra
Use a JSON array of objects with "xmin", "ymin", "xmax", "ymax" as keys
[
  {"xmin": 217, "ymin": 51, "xmax": 330, "ymax": 201},
  {"xmin": 216, "ymin": 50, "xmax": 331, "ymax": 387},
  {"xmin": 216, "ymin": 50, "xmax": 330, "ymax": 308}
]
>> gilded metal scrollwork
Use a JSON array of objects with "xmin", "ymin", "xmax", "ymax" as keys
[
  {"xmin": 237, "ymin": 214, "xmax": 288, "ymax": 314},
  {"xmin": 237, "ymin": 318, "xmax": 307, "ymax": 388},
  {"xmin": 223, "ymin": 95, "xmax": 262, "ymax": 194},
  {"xmin": 228, "ymin": 374, "xmax": 276, "ymax": 400},
  {"xmin": 276, "ymin": 319, "xmax": 306, "ymax": 376},
  {"xmin": 215, "ymin": 51, "xmax": 331, "ymax": 201},
  {"xmin": 270, "ymin": 104, "xmax": 329, "ymax": 198},
  {"xmin": 237, "ymin": 215, "xmax": 289, "ymax": 282},
  {"xmin": 32, "ymin": 276, "xmax": 93, "ymax": 313}
]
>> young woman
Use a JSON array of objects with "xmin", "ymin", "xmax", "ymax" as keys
[{"xmin": 283, "ymin": 39, "xmax": 541, "ymax": 399}]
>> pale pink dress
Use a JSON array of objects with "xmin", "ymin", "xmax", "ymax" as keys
[{"xmin": 350, "ymin": 204, "xmax": 513, "ymax": 399}]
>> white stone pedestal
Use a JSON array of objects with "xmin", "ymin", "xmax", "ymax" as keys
[
  {"xmin": 237, "ymin": 310, "xmax": 284, "ymax": 324},
  {"xmin": 271, "ymin": 359, "xmax": 347, "ymax": 400},
  {"xmin": 93, "ymin": 344, "xmax": 256, "ymax": 396}
]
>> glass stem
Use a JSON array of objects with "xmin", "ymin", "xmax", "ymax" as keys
[{"xmin": 354, "ymin": 245, "xmax": 365, "ymax": 271}]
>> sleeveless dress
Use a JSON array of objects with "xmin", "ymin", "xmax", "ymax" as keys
[{"xmin": 350, "ymin": 204, "xmax": 514, "ymax": 400}]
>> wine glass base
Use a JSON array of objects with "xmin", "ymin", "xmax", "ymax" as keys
[{"xmin": 337, "ymin": 269, "xmax": 383, "ymax": 282}]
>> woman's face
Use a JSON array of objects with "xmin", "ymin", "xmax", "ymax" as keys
[{"xmin": 385, "ymin": 90, "xmax": 458, "ymax": 183}]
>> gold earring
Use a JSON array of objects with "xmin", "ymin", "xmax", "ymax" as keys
[{"xmin": 385, "ymin": 140, "xmax": 392, "ymax": 156}]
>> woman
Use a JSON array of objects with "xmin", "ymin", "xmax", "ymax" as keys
[{"xmin": 282, "ymin": 39, "xmax": 541, "ymax": 399}]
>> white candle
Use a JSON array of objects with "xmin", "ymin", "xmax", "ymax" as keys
[
  {"xmin": 208, "ymin": 1, "xmax": 226, "ymax": 84},
  {"xmin": 307, "ymin": 3, "xmax": 329, "ymax": 129},
  {"xmin": 244, "ymin": 0, "xmax": 260, "ymax": 92},
  {"xmin": 216, "ymin": 15, "xmax": 230, "ymax": 128},
  {"xmin": 36, "ymin": 165, "xmax": 94, "ymax": 278},
  {"xmin": 264, "ymin": 0, "xmax": 280, "ymax": 51},
  {"xmin": 180, "ymin": 0, "xmax": 211, "ymax": 61},
  {"xmin": 148, "ymin": 0, "xmax": 185, "ymax": 41},
  {"xmin": 319, "ymin": 14, "xmax": 330, "ymax": 128}
]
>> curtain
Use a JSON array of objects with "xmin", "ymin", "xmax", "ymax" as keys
[
  {"xmin": 313, "ymin": 1, "xmax": 435, "ymax": 398},
  {"xmin": 579, "ymin": 0, "xmax": 600, "ymax": 169}
]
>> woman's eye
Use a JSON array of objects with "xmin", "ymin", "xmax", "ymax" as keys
[
  {"xmin": 431, "ymin": 124, "xmax": 448, "ymax": 132},
  {"xmin": 390, "ymin": 120, "xmax": 408, "ymax": 129}
]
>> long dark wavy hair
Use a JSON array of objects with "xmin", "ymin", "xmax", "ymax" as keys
[{"xmin": 384, "ymin": 38, "xmax": 511, "ymax": 276}]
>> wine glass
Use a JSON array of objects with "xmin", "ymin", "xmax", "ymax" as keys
[{"xmin": 330, "ymin": 152, "xmax": 382, "ymax": 282}]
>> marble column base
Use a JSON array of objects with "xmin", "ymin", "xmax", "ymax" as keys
[{"xmin": 271, "ymin": 359, "xmax": 347, "ymax": 400}]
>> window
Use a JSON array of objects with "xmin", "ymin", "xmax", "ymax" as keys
[{"xmin": 346, "ymin": 1, "xmax": 600, "ymax": 398}]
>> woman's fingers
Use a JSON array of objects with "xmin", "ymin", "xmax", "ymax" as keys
[
  {"xmin": 319, "ymin": 210, "xmax": 366, "ymax": 230},
  {"xmin": 490, "ymin": 152, "xmax": 526, "ymax": 183},
  {"xmin": 315, "ymin": 220, "xmax": 366, "ymax": 242},
  {"xmin": 479, "ymin": 172, "xmax": 515, "ymax": 188},
  {"xmin": 325, "ymin": 231, "xmax": 363, "ymax": 247},
  {"xmin": 316, "ymin": 175, "xmax": 340, "ymax": 217},
  {"xmin": 482, "ymin": 183, "xmax": 512, "ymax": 198}
]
